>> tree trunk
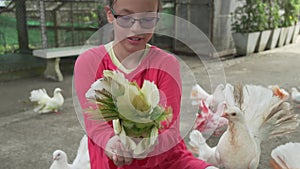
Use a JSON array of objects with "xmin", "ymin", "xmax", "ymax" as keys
[
  {"xmin": 39, "ymin": 0, "xmax": 48, "ymax": 49},
  {"xmin": 15, "ymin": 0, "xmax": 29, "ymax": 52}
]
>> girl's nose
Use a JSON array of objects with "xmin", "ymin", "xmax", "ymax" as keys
[{"xmin": 130, "ymin": 20, "xmax": 142, "ymax": 32}]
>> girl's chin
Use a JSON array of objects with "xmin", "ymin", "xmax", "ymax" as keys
[{"xmin": 124, "ymin": 39, "xmax": 147, "ymax": 50}]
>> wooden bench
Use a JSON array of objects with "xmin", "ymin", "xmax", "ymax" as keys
[{"xmin": 33, "ymin": 45, "xmax": 96, "ymax": 81}]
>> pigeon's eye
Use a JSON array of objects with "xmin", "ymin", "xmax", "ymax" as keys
[
  {"xmin": 57, "ymin": 153, "xmax": 60, "ymax": 156},
  {"xmin": 231, "ymin": 113, "xmax": 237, "ymax": 116}
]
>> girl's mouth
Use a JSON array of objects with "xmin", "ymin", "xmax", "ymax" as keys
[
  {"xmin": 128, "ymin": 36, "xmax": 142, "ymax": 41},
  {"xmin": 127, "ymin": 36, "xmax": 143, "ymax": 45}
]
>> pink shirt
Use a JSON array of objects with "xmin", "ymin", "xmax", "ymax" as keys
[{"xmin": 74, "ymin": 45, "xmax": 211, "ymax": 169}]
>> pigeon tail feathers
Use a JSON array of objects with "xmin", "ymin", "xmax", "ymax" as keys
[{"xmin": 72, "ymin": 135, "xmax": 90, "ymax": 169}]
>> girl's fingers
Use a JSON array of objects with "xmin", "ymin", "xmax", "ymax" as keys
[{"xmin": 115, "ymin": 141, "xmax": 126, "ymax": 166}]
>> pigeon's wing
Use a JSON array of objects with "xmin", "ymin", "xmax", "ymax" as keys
[
  {"xmin": 271, "ymin": 142, "xmax": 300, "ymax": 169},
  {"xmin": 33, "ymin": 104, "xmax": 45, "ymax": 113},
  {"xmin": 72, "ymin": 135, "xmax": 90, "ymax": 169},
  {"xmin": 29, "ymin": 88, "xmax": 51, "ymax": 105},
  {"xmin": 224, "ymin": 83, "xmax": 235, "ymax": 108},
  {"xmin": 291, "ymin": 88, "xmax": 300, "ymax": 104},
  {"xmin": 190, "ymin": 84, "xmax": 210, "ymax": 100},
  {"xmin": 189, "ymin": 130, "xmax": 218, "ymax": 165},
  {"xmin": 210, "ymin": 84, "xmax": 225, "ymax": 111}
]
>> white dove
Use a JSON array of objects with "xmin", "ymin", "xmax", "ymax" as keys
[
  {"xmin": 29, "ymin": 88, "xmax": 64, "ymax": 113},
  {"xmin": 270, "ymin": 142, "xmax": 300, "ymax": 169},
  {"xmin": 190, "ymin": 84, "xmax": 235, "ymax": 138},
  {"xmin": 50, "ymin": 135, "xmax": 90, "ymax": 169},
  {"xmin": 189, "ymin": 84, "xmax": 299, "ymax": 169},
  {"xmin": 291, "ymin": 87, "xmax": 300, "ymax": 106}
]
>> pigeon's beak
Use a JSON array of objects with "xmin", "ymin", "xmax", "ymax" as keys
[{"xmin": 222, "ymin": 112, "xmax": 229, "ymax": 118}]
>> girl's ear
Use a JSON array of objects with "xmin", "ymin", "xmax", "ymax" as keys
[{"xmin": 104, "ymin": 6, "xmax": 114, "ymax": 23}]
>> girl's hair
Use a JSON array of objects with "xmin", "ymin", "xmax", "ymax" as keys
[{"xmin": 108, "ymin": 0, "xmax": 162, "ymax": 12}]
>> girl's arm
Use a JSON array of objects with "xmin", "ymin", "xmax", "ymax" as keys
[{"xmin": 74, "ymin": 47, "xmax": 114, "ymax": 149}]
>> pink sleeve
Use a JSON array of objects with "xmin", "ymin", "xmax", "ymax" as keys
[{"xmin": 74, "ymin": 46, "xmax": 114, "ymax": 149}]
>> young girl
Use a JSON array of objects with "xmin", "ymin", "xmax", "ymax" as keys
[{"xmin": 74, "ymin": 0, "xmax": 218, "ymax": 168}]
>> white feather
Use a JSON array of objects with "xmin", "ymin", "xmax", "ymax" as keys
[
  {"xmin": 49, "ymin": 135, "xmax": 90, "ymax": 169},
  {"xmin": 189, "ymin": 130, "xmax": 218, "ymax": 165},
  {"xmin": 29, "ymin": 88, "xmax": 64, "ymax": 113},
  {"xmin": 291, "ymin": 87, "xmax": 300, "ymax": 104},
  {"xmin": 271, "ymin": 142, "xmax": 300, "ymax": 169},
  {"xmin": 190, "ymin": 84, "xmax": 228, "ymax": 138}
]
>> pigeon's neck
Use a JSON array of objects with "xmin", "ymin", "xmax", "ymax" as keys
[
  {"xmin": 228, "ymin": 120, "xmax": 251, "ymax": 145},
  {"xmin": 54, "ymin": 93, "xmax": 63, "ymax": 98},
  {"xmin": 53, "ymin": 160, "xmax": 72, "ymax": 169},
  {"xmin": 54, "ymin": 93, "xmax": 64, "ymax": 103}
]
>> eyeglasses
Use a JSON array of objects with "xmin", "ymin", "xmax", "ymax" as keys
[{"xmin": 110, "ymin": 7, "xmax": 159, "ymax": 29}]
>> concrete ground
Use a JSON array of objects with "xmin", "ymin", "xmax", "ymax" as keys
[{"xmin": 0, "ymin": 39, "xmax": 300, "ymax": 169}]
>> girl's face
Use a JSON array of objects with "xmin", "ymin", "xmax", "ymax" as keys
[{"xmin": 106, "ymin": 0, "xmax": 159, "ymax": 54}]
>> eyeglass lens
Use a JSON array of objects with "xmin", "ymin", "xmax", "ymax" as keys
[
  {"xmin": 116, "ymin": 16, "xmax": 159, "ymax": 29},
  {"xmin": 110, "ymin": 8, "xmax": 159, "ymax": 29}
]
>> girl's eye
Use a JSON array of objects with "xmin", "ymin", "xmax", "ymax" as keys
[
  {"xmin": 141, "ymin": 17, "xmax": 156, "ymax": 22},
  {"xmin": 119, "ymin": 16, "xmax": 132, "ymax": 21}
]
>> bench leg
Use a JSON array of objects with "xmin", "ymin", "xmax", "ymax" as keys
[{"xmin": 44, "ymin": 58, "xmax": 63, "ymax": 82}]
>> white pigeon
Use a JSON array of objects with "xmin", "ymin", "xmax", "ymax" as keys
[
  {"xmin": 189, "ymin": 84, "xmax": 299, "ymax": 169},
  {"xmin": 291, "ymin": 87, "xmax": 300, "ymax": 105},
  {"xmin": 190, "ymin": 84, "xmax": 235, "ymax": 138},
  {"xmin": 50, "ymin": 135, "xmax": 90, "ymax": 169},
  {"xmin": 29, "ymin": 88, "xmax": 64, "ymax": 113},
  {"xmin": 270, "ymin": 142, "xmax": 300, "ymax": 169}
]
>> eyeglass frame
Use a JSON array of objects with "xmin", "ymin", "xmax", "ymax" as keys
[{"xmin": 110, "ymin": 7, "xmax": 160, "ymax": 29}]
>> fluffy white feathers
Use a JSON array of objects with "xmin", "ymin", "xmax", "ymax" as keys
[
  {"xmin": 291, "ymin": 87, "xmax": 300, "ymax": 104},
  {"xmin": 270, "ymin": 142, "xmax": 300, "ymax": 169},
  {"xmin": 190, "ymin": 84, "xmax": 230, "ymax": 138},
  {"xmin": 29, "ymin": 88, "xmax": 64, "ymax": 113}
]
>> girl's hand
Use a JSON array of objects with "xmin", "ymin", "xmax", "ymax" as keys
[{"xmin": 105, "ymin": 135, "xmax": 133, "ymax": 167}]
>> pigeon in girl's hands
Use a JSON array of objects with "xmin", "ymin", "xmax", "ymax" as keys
[
  {"xmin": 270, "ymin": 142, "xmax": 300, "ymax": 169},
  {"xmin": 49, "ymin": 135, "xmax": 90, "ymax": 169},
  {"xmin": 29, "ymin": 88, "xmax": 64, "ymax": 113},
  {"xmin": 190, "ymin": 84, "xmax": 299, "ymax": 169}
]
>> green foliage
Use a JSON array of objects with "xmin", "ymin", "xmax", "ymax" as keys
[
  {"xmin": 268, "ymin": 0, "xmax": 281, "ymax": 29},
  {"xmin": 281, "ymin": 0, "xmax": 300, "ymax": 27},
  {"xmin": 231, "ymin": 0, "xmax": 269, "ymax": 33},
  {"xmin": 0, "ymin": 44, "xmax": 19, "ymax": 55}
]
